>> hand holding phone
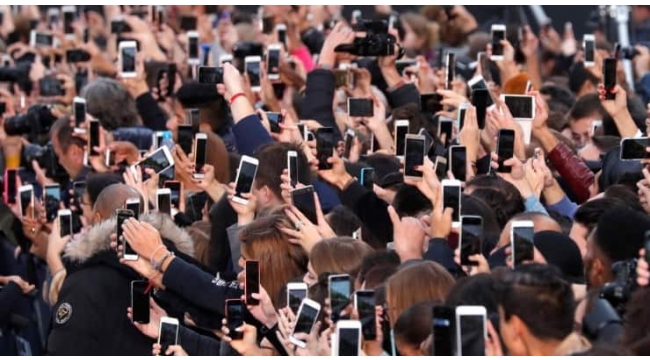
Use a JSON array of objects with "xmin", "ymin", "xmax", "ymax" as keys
[{"xmin": 495, "ymin": 129, "xmax": 515, "ymax": 173}]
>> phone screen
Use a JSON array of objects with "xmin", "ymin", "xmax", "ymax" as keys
[
  {"xmin": 503, "ymin": 96, "xmax": 534, "ymax": 119},
  {"xmin": 339, "ymin": 328, "xmax": 360, "ymax": 356},
  {"xmin": 74, "ymin": 101, "xmax": 86, "ymax": 127},
  {"xmin": 491, "ymin": 29, "xmax": 505, "ymax": 56},
  {"xmin": 443, "ymin": 185, "xmax": 461, "ymax": 222},
  {"xmin": 198, "ymin": 66, "xmax": 224, "ymax": 84},
  {"xmin": 245, "ymin": 261, "xmax": 260, "ymax": 305},
  {"xmin": 291, "ymin": 186, "xmax": 317, "ymax": 224},
  {"xmin": 246, "ymin": 60, "xmax": 261, "ymax": 87},
  {"xmin": 132, "ymin": 281, "xmax": 150, "ymax": 323},
  {"xmin": 361, "ymin": 168, "xmax": 375, "ymax": 190},
  {"xmin": 460, "ymin": 217, "xmax": 483, "ymax": 266},
  {"xmin": 45, "ymin": 185, "xmax": 61, "ymax": 222},
  {"xmin": 20, "ymin": 189, "xmax": 32, "ymax": 217},
  {"xmin": 159, "ymin": 321, "xmax": 178, "ymax": 354},
  {"xmin": 316, "ymin": 128, "xmax": 334, "ymax": 170},
  {"xmin": 621, "ymin": 138, "xmax": 650, "ymax": 159},
  {"xmin": 458, "ymin": 107, "xmax": 467, "ymax": 130},
  {"xmin": 235, "ymin": 161, "xmax": 258, "ymax": 198},
  {"xmin": 36, "ymin": 33, "xmax": 53, "ymax": 47},
  {"xmin": 117, "ymin": 210, "xmax": 136, "ymax": 258},
  {"xmin": 445, "ymin": 53, "xmax": 455, "ymax": 89},
  {"xmin": 63, "ymin": 11, "xmax": 74, "ymax": 34},
  {"xmin": 141, "ymin": 148, "xmax": 172, "ymax": 174},
  {"xmin": 450, "ymin": 147, "xmax": 467, "ymax": 181},
  {"xmin": 267, "ymin": 112, "xmax": 282, "ymax": 133},
  {"xmin": 395, "ymin": 125, "xmax": 409, "ymax": 157},
  {"xmin": 343, "ymin": 131, "xmax": 354, "ymax": 159},
  {"xmin": 404, "ymin": 137, "xmax": 425, "ymax": 177},
  {"xmin": 288, "ymin": 289, "xmax": 307, "ymax": 314},
  {"xmin": 60, "ymin": 213, "xmax": 72, "ymax": 237},
  {"xmin": 278, "ymin": 27, "xmax": 287, "ymax": 44},
  {"xmin": 6, "ymin": 169, "xmax": 17, "ymax": 204},
  {"xmin": 459, "ymin": 314, "xmax": 485, "ymax": 356},
  {"xmin": 420, "ymin": 93, "xmax": 443, "ymax": 114},
  {"xmin": 513, "ymin": 226, "xmax": 534, "ymax": 265},
  {"xmin": 348, "ymin": 98, "xmax": 373, "ymax": 117},
  {"xmin": 121, "ymin": 46, "xmax": 136, "ymax": 73},
  {"xmin": 471, "ymin": 89, "xmax": 488, "ymax": 129},
  {"xmin": 329, "ymin": 275, "xmax": 351, "ymax": 322},
  {"xmin": 194, "ymin": 137, "xmax": 207, "ymax": 173},
  {"xmin": 268, "ymin": 49, "xmax": 280, "ymax": 75},
  {"xmin": 158, "ymin": 192, "xmax": 171, "ymax": 215},
  {"xmin": 165, "ymin": 182, "xmax": 181, "ymax": 207},
  {"xmin": 356, "ymin": 291, "xmax": 377, "ymax": 340},
  {"xmin": 288, "ymin": 155, "xmax": 298, "ymax": 187},
  {"xmin": 604, "ymin": 58, "xmax": 616, "ymax": 99},
  {"xmin": 227, "ymin": 300, "xmax": 245, "ymax": 340},
  {"xmin": 188, "ymin": 36, "xmax": 199, "ymax": 59},
  {"xmin": 439, "ymin": 120, "xmax": 453, "ymax": 147},
  {"xmin": 496, "ymin": 130, "xmax": 515, "ymax": 172},
  {"xmin": 89, "ymin": 121, "xmax": 100, "ymax": 155},
  {"xmin": 585, "ymin": 39, "xmax": 595, "ymax": 63},
  {"xmin": 294, "ymin": 303, "xmax": 318, "ymax": 335},
  {"xmin": 432, "ymin": 306, "xmax": 454, "ymax": 356},
  {"xmin": 177, "ymin": 125, "xmax": 194, "ymax": 155}
]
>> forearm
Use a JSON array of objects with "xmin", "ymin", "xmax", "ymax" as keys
[
  {"xmin": 525, "ymin": 56, "xmax": 543, "ymax": 91},
  {"xmin": 380, "ymin": 66, "xmax": 401, "ymax": 89},
  {"xmin": 46, "ymin": 251, "xmax": 65, "ymax": 275},
  {"xmin": 368, "ymin": 124, "xmax": 394, "ymax": 152},
  {"xmin": 532, "ymin": 126, "xmax": 559, "ymax": 153},
  {"xmin": 230, "ymin": 96, "xmax": 256, "ymax": 125},
  {"xmin": 542, "ymin": 180, "xmax": 566, "ymax": 206},
  {"xmin": 613, "ymin": 110, "xmax": 640, "ymax": 138},
  {"xmin": 205, "ymin": 181, "xmax": 226, "ymax": 202}
]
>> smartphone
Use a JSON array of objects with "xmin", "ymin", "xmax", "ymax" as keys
[
  {"xmin": 457, "ymin": 103, "xmax": 468, "ymax": 130},
  {"xmin": 164, "ymin": 181, "xmax": 182, "ymax": 208},
  {"xmin": 233, "ymin": 156, "xmax": 259, "ymax": 205},
  {"xmin": 460, "ymin": 216, "xmax": 483, "ymax": 266},
  {"xmin": 58, "ymin": 209, "xmax": 73, "ymax": 238},
  {"xmin": 336, "ymin": 320, "xmax": 362, "ymax": 356},
  {"xmin": 30, "ymin": 31, "xmax": 54, "ymax": 47},
  {"xmin": 455, "ymin": 306, "xmax": 486, "ymax": 356},
  {"xmin": 471, "ymin": 89, "xmax": 489, "ymax": 130},
  {"xmin": 495, "ymin": 129, "xmax": 515, "ymax": 173},
  {"xmin": 347, "ymin": 98, "xmax": 374, "ymax": 118},
  {"xmin": 45, "ymin": 184, "xmax": 62, "ymax": 223},
  {"xmin": 267, "ymin": 44, "xmax": 281, "ymax": 81},
  {"xmin": 125, "ymin": 197, "xmax": 141, "ymax": 220},
  {"xmin": 511, "ymin": 220, "xmax": 535, "ymax": 266},
  {"xmin": 73, "ymin": 97, "xmax": 86, "ymax": 128},
  {"xmin": 420, "ymin": 93, "xmax": 443, "ymax": 115},
  {"xmin": 287, "ymin": 282, "xmax": 308, "ymax": 315},
  {"xmin": 187, "ymin": 31, "xmax": 199, "ymax": 65},
  {"xmin": 447, "ymin": 145, "xmax": 467, "ymax": 182},
  {"xmin": 226, "ymin": 299, "xmax": 245, "ymax": 340},
  {"xmin": 220, "ymin": 54, "xmax": 233, "ymax": 66},
  {"xmin": 394, "ymin": 120, "xmax": 410, "ymax": 158},
  {"xmin": 18, "ymin": 185, "xmax": 34, "ymax": 218},
  {"xmin": 132, "ymin": 146, "xmax": 175, "ymax": 176},
  {"xmin": 501, "ymin": 94, "xmax": 535, "ymax": 119},
  {"xmin": 468, "ymin": 75, "xmax": 495, "ymax": 108},
  {"xmin": 266, "ymin": 112, "xmax": 283, "ymax": 134},
  {"xmin": 198, "ymin": 66, "xmax": 224, "ymax": 84},
  {"xmin": 360, "ymin": 167, "xmax": 375, "ymax": 190},
  {"xmin": 583, "ymin": 34, "xmax": 595, "ymax": 67},
  {"xmin": 395, "ymin": 59, "xmax": 417, "ymax": 76},
  {"xmin": 438, "ymin": 119, "xmax": 453, "ymax": 148},
  {"xmin": 276, "ymin": 24, "xmax": 287, "ymax": 45},
  {"xmin": 442, "ymin": 179, "xmax": 461, "ymax": 226},
  {"xmin": 287, "ymin": 151, "xmax": 298, "ymax": 187},
  {"xmin": 620, "ymin": 138, "xmax": 650, "ymax": 160},
  {"xmin": 4, "ymin": 168, "xmax": 17, "ymax": 204},
  {"xmin": 88, "ymin": 119, "xmax": 100, "ymax": 156},
  {"xmin": 156, "ymin": 188, "xmax": 172, "ymax": 216},
  {"xmin": 355, "ymin": 290, "xmax": 377, "ymax": 340},
  {"xmin": 131, "ymin": 280, "xmax": 150, "ymax": 324},
  {"xmin": 39, "ymin": 77, "xmax": 64, "ymax": 97},
  {"xmin": 592, "ymin": 120, "xmax": 603, "ymax": 137},
  {"xmin": 177, "ymin": 125, "xmax": 194, "ymax": 156},
  {"xmin": 116, "ymin": 209, "xmax": 137, "ymax": 260},
  {"xmin": 343, "ymin": 129, "xmax": 355, "ymax": 160},
  {"xmin": 404, "ymin": 135, "xmax": 425, "ymax": 179},
  {"xmin": 73, "ymin": 181, "xmax": 86, "ymax": 207},
  {"xmin": 192, "ymin": 133, "xmax": 208, "ymax": 179},
  {"xmin": 316, "ymin": 127, "xmax": 335, "ymax": 170},
  {"xmin": 490, "ymin": 24, "xmax": 506, "ymax": 61},
  {"xmin": 245, "ymin": 56, "xmax": 262, "ymax": 92},
  {"xmin": 432, "ymin": 306, "xmax": 455, "ymax": 356},
  {"xmin": 110, "ymin": 19, "xmax": 131, "ymax": 34},
  {"xmin": 155, "ymin": 5, "xmax": 165, "ymax": 31},
  {"xmin": 119, "ymin": 41, "xmax": 137, "ymax": 78},
  {"xmin": 245, "ymin": 260, "xmax": 260, "ymax": 305},
  {"xmin": 157, "ymin": 317, "xmax": 179, "ymax": 355},
  {"xmin": 418, "ymin": 128, "xmax": 435, "ymax": 154},
  {"xmin": 290, "ymin": 299, "xmax": 321, "ymax": 348},
  {"xmin": 62, "ymin": 5, "xmax": 75, "ymax": 37},
  {"xmin": 445, "ymin": 52, "xmax": 456, "ymax": 90},
  {"xmin": 435, "ymin": 156, "xmax": 448, "ymax": 180},
  {"xmin": 329, "ymin": 274, "xmax": 351, "ymax": 323},
  {"xmin": 352, "ymin": 10, "xmax": 362, "ymax": 24},
  {"xmin": 291, "ymin": 186, "xmax": 317, "ymax": 224},
  {"xmin": 180, "ymin": 15, "xmax": 197, "ymax": 31},
  {"xmin": 603, "ymin": 58, "xmax": 617, "ymax": 100}
]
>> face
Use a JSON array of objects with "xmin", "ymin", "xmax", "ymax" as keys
[
  {"xmin": 569, "ymin": 118, "xmax": 594, "ymax": 149},
  {"xmin": 52, "ymin": 132, "xmax": 84, "ymax": 177},
  {"xmin": 303, "ymin": 261, "xmax": 317, "ymax": 287},
  {"xmin": 80, "ymin": 192, "xmax": 94, "ymax": 226},
  {"xmin": 402, "ymin": 23, "xmax": 424, "ymax": 51},
  {"xmin": 396, "ymin": 338, "xmax": 424, "ymax": 356},
  {"xmin": 583, "ymin": 230, "xmax": 609, "ymax": 288},
  {"xmin": 568, "ymin": 222, "xmax": 589, "ymax": 257}
]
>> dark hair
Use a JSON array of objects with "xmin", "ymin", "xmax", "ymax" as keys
[
  {"xmin": 326, "ymin": 205, "xmax": 361, "ymax": 237},
  {"xmin": 85, "ymin": 172, "xmax": 124, "ymax": 205},
  {"xmin": 81, "ymin": 78, "xmax": 140, "ymax": 130},
  {"xmin": 568, "ymin": 93, "xmax": 606, "ymax": 122},
  {"xmin": 461, "ymin": 195, "xmax": 501, "ymax": 255},
  {"xmin": 390, "ymin": 103, "xmax": 432, "ymax": 136},
  {"xmin": 494, "ymin": 264, "xmax": 575, "ymax": 341},
  {"xmin": 445, "ymin": 273, "xmax": 499, "ymax": 314},
  {"xmin": 540, "ymin": 84, "xmax": 576, "ymax": 110},
  {"xmin": 253, "ymin": 142, "xmax": 311, "ymax": 199},
  {"xmin": 469, "ymin": 186, "xmax": 524, "ymax": 229},
  {"xmin": 51, "ymin": 117, "xmax": 86, "ymax": 153},
  {"xmin": 573, "ymin": 197, "xmax": 629, "ymax": 233},
  {"xmin": 546, "ymin": 209, "xmax": 573, "ymax": 235},
  {"xmin": 358, "ymin": 250, "xmax": 400, "ymax": 287},
  {"xmin": 604, "ymin": 184, "xmax": 643, "ymax": 212},
  {"xmin": 394, "ymin": 301, "xmax": 437, "ymax": 349},
  {"xmin": 622, "ymin": 287, "xmax": 650, "ymax": 348},
  {"xmin": 393, "ymin": 185, "xmax": 433, "ymax": 217}
]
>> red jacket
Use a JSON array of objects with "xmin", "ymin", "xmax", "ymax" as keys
[{"xmin": 547, "ymin": 143, "xmax": 595, "ymax": 204}]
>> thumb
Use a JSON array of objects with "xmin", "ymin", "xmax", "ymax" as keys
[
  {"xmin": 387, "ymin": 205, "xmax": 400, "ymax": 226},
  {"xmin": 443, "ymin": 207, "xmax": 454, "ymax": 219}
]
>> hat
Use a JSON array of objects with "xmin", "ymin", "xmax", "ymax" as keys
[
  {"xmin": 534, "ymin": 231, "xmax": 585, "ymax": 284},
  {"xmin": 594, "ymin": 206, "xmax": 650, "ymax": 263},
  {"xmin": 175, "ymin": 82, "xmax": 221, "ymax": 108}
]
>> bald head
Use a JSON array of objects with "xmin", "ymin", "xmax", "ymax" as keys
[{"xmin": 93, "ymin": 184, "xmax": 143, "ymax": 220}]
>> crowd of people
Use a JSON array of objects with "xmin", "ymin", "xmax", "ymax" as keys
[{"xmin": 2, "ymin": 3, "xmax": 650, "ymax": 356}]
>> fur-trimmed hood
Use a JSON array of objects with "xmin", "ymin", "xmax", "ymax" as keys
[{"xmin": 64, "ymin": 212, "xmax": 195, "ymax": 263}]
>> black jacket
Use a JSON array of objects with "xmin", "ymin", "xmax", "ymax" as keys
[
  {"xmin": 112, "ymin": 127, "xmax": 154, "ymax": 151},
  {"xmin": 339, "ymin": 180, "xmax": 392, "ymax": 246},
  {"xmin": 300, "ymin": 69, "xmax": 342, "ymax": 142}
]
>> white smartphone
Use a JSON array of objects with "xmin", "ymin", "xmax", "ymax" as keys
[
  {"xmin": 352, "ymin": 10, "xmax": 362, "ymax": 24},
  {"xmin": 441, "ymin": 179, "xmax": 462, "ymax": 228},
  {"xmin": 500, "ymin": 94, "xmax": 535, "ymax": 120},
  {"xmin": 192, "ymin": 133, "xmax": 208, "ymax": 179},
  {"xmin": 335, "ymin": 320, "xmax": 362, "ymax": 356},
  {"xmin": 118, "ymin": 41, "xmax": 138, "ymax": 78},
  {"xmin": 153, "ymin": 131, "xmax": 166, "ymax": 149},
  {"xmin": 592, "ymin": 120, "xmax": 602, "ymax": 136},
  {"xmin": 343, "ymin": 129, "xmax": 355, "ymax": 160},
  {"xmin": 290, "ymin": 298, "xmax": 321, "ymax": 348},
  {"xmin": 18, "ymin": 185, "xmax": 34, "ymax": 218},
  {"xmin": 219, "ymin": 54, "xmax": 233, "ymax": 66},
  {"xmin": 275, "ymin": 23, "xmax": 287, "ymax": 45},
  {"xmin": 394, "ymin": 119, "xmax": 410, "ymax": 158},
  {"xmin": 73, "ymin": 96, "xmax": 86, "ymax": 129},
  {"xmin": 490, "ymin": 24, "xmax": 506, "ymax": 61},
  {"xmin": 105, "ymin": 149, "xmax": 115, "ymax": 167},
  {"xmin": 233, "ymin": 155, "xmax": 259, "ymax": 205},
  {"xmin": 457, "ymin": 102, "xmax": 468, "ymax": 129},
  {"xmin": 187, "ymin": 31, "xmax": 200, "ymax": 65},
  {"xmin": 455, "ymin": 306, "xmax": 487, "ymax": 356},
  {"xmin": 156, "ymin": 188, "xmax": 172, "ymax": 215},
  {"xmin": 510, "ymin": 220, "xmax": 535, "ymax": 267},
  {"xmin": 131, "ymin": 146, "xmax": 175, "ymax": 177},
  {"xmin": 287, "ymin": 150, "xmax": 298, "ymax": 187},
  {"xmin": 583, "ymin": 34, "xmax": 595, "ymax": 67},
  {"xmin": 267, "ymin": 44, "xmax": 282, "ymax": 81},
  {"xmin": 30, "ymin": 31, "xmax": 54, "ymax": 48},
  {"xmin": 57, "ymin": 209, "xmax": 73, "ymax": 238},
  {"xmin": 245, "ymin": 56, "xmax": 262, "ymax": 92},
  {"xmin": 157, "ymin": 317, "xmax": 180, "ymax": 354},
  {"xmin": 286, "ymin": 282, "xmax": 308, "ymax": 314},
  {"xmin": 403, "ymin": 134, "xmax": 426, "ymax": 180},
  {"xmin": 62, "ymin": 5, "xmax": 76, "ymax": 38}
]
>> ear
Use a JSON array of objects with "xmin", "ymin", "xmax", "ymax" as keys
[
  {"xmin": 592, "ymin": 258, "xmax": 606, "ymax": 284},
  {"xmin": 93, "ymin": 212, "xmax": 102, "ymax": 224}
]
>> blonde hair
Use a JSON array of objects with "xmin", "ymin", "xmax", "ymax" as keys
[{"xmin": 400, "ymin": 13, "xmax": 439, "ymax": 50}]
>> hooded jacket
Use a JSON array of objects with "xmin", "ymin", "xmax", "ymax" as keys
[{"xmin": 47, "ymin": 213, "xmax": 194, "ymax": 356}]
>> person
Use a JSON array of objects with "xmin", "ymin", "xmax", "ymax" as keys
[{"xmin": 303, "ymin": 237, "xmax": 374, "ymax": 287}]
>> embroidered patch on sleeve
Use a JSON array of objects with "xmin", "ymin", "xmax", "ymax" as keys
[{"xmin": 55, "ymin": 303, "xmax": 73, "ymax": 325}]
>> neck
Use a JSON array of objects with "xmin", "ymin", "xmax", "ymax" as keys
[
  {"xmin": 526, "ymin": 337, "xmax": 563, "ymax": 356},
  {"xmin": 68, "ymin": 166, "xmax": 84, "ymax": 180}
]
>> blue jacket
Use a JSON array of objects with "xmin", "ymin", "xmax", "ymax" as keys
[{"xmin": 112, "ymin": 127, "xmax": 154, "ymax": 150}]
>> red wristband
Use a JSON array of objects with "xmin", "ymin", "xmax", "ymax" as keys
[{"xmin": 229, "ymin": 92, "xmax": 246, "ymax": 105}]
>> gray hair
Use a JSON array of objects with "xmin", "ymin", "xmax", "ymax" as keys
[{"xmin": 81, "ymin": 78, "xmax": 140, "ymax": 130}]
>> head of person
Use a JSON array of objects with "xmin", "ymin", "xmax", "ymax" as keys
[
  {"xmin": 445, "ymin": 273, "xmax": 499, "ymax": 315},
  {"xmin": 252, "ymin": 142, "xmax": 311, "ymax": 210},
  {"xmin": 496, "ymin": 213, "xmax": 561, "ymax": 249},
  {"xmin": 50, "ymin": 117, "xmax": 87, "ymax": 180},
  {"xmin": 494, "ymin": 264, "xmax": 575, "ymax": 356},
  {"xmin": 571, "ymin": 197, "xmax": 630, "ymax": 256},
  {"xmin": 461, "ymin": 195, "xmax": 502, "ymax": 255},
  {"xmin": 175, "ymin": 131, "xmax": 230, "ymax": 189},
  {"xmin": 325, "ymin": 205, "xmax": 361, "ymax": 237},
  {"xmin": 420, "ymin": 5, "xmax": 468, "ymax": 47},
  {"xmin": 466, "ymin": 176, "xmax": 525, "ymax": 229},
  {"xmin": 304, "ymin": 237, "xmax": 374, "ymax": 287},
  {"xmin": 584, "ymin": 206, "xmax": 650, "ymax": 288},
  {"xmin": 385, "ymin": 261, "xmax": 454, "ymax": 328},
  {"xmin": 567, "ymin": 93, "xmax": 607, "ymax": 149},
  {"xmin": 239, "ymin": 213, "xmax": 309, "ymax": 305},
  {"xmin": 81, "ymin": 173, "xmax": 124, "ymax": 225},
  {"xmin": 632, "ymin": 5, "xmax": 650, "ymax": 24},
  {"xmin": 93, "ymin": 184, "xmax": 144, "ymax": 223},
  {"xmin": 355, "ymin": 250, "xmax": 400, "ymax": 290},
  {"xmin": 81, "ymin": 78, "xmax": 140, "ymax": 130},
  {"xmin": 622, "ymin": 287, "xmax": 650, "ymax": 349},
  {"xmin": 394, "ymin": 301, "xmax": 438, "ymax": 356},
  {"xmin": 186, "ymin": 220, "xmax": 211, "ymax": 268},
  {"xmin": 399, "ymin": 12, "xmax": 438, "ymax": 54}
]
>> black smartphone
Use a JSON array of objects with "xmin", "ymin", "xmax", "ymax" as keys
[
  {"xmin": 419, "ymin": 128, "xmax": 435, "ymax": 154},
  {"xmin": 5, "ymin": 169, "xmax": 17, "ymax": 204},
  {"xmin": 234, "ymin": 157, "xmax": 258, "ymax": 202},
  {"xmin": 348, "ymin": 98, "xmax": 374, "ymax": 118},
  {"xmin": 316, "ymin": 127, "xmax": 334, "ymax": 170},
  {"xmin": 394, "ymin": 121, "xmax": 410, "ymax": 158},
  {"xmin": 177, "ymin": 125, "xmax": 194, "ymax": 156},
  {"xmin": 445, "ymin": 52, "xmax": 455, "ymax": 90},
  {"xmin": 180, "ymin": 15, "xmax": 197, "ymax": 31},
  {"xmin": 360, "ymin": 167, "xmax": 375, "ymax": 190},
  {"xmin": 167, "ymin": 63, "xmax": 177, "ymax": 97},
  {"xmin": 438, "ymin": 120, "xmax": 453, "ymax": 148},
  {"xmin": 432, "ymin": 306, "xmax": 455, "ymax": 356},
  {"xmin": 131, "ymin": 280, "xmax": 150, "ymax": 324},
  {"xmin": 110, "ymin": 20, "xmax": 131, "ymax": 34},
  {"xmin": 496, "ymin": 129, "xmax": 515, "ymax": 173},
  {"xmin": 435, "ymin": 156, "xmax": 448, "ymax": 180},
  {"xmin": 343, "ymin": 130, "xmax": 354, "ymax": 159},
  {"xmin": 261, "ymin": 16, "xmax": 274, "ymax": 34},
  {"xmin": 288, "ymin": 151, "xmax": 299, "ymax": 187},
  {"xmin": 503, "ymin": 95, "xmax": 534, "ymax": 119},
  {"xmin": 420, "ymin": 93, "xmax": 443, "ymax": 115},
  {"xmin": 355, "ymin": 290, "xmax": 377, "ymax": 340},
  {"xmin": 287, "ymin": 284, "xmax": 308, "ymax": 315},
  {"xmin": 449, "ymin": 146, "xmax": 467, "ymax": 182},
  {"xmin": 164, "ymin": 181, "xmax": 181, "ymax": 208},
  {"xmin": 44, "ymin": 184, "xmax": 61, "ymax": 223},
  {"xmin": 158, "ymin": 318, "xmax": 179, "ymax": 355},
  {"xmin": 404, "ymin": 135, "xmax": 425, "ymax": 178},
  {"xmin": 460, "ymin": 216, "xmax": 483, "ymax": 266},
  {"xmin": 267, "ymin": 112, "xmax": 283, "ymax": 134},
  {"xmin": 291, "ymin": 186, "xmax": 317, "ymax": 224},
  {"xmin": 226, "ymin": 299, "xmax": 245, "ymax": 340},
  {"xmin": 471, "ymin": 89, "xmax": 488, "ymax": 129},
  {"xmin": 116, "ymin": 209, "xmax": 136, "ymax": 260},
  {"xmin": 245, "ymin": 58, "xmax": 261, "ymax": 89},
  {"xmin": 88, "ymin": 120, "xmax": 100, "ymax": 156},
  {"xmin": 622, "ymin": 138, "xmax": 650, "ymax": 160},
  {"xmin": 245, "ymin": 260, "xmax": 260, "ymax": 305},
  {"xmin": 329, "ymin": 274, "xmax": 351, "ymax": 323},
  {"xmin": 603, "ymin": 58, "xmax": 617, "ymax": 100},
  {"xmin": 198, "ymin": 66, "xmax": 224, "ymax": 84},
  {"xmin": 39, "ymin": 77, "xmax": 64, "ymax": 96},
  {"xmin": 66, "ymin": 49, "xmax": 91, "ymax": 63}
]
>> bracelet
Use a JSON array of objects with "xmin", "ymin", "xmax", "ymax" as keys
[
  {"xmin": 151, "ymin": 251, "xmax": 174, "ymax": 272},
  {"xmin": 229, "ymin": 92, "xmax": 246, "ymax": 105},
  {"xmin": 149, "ymin": 245, "xmax": 166, "ymax": 264}
]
